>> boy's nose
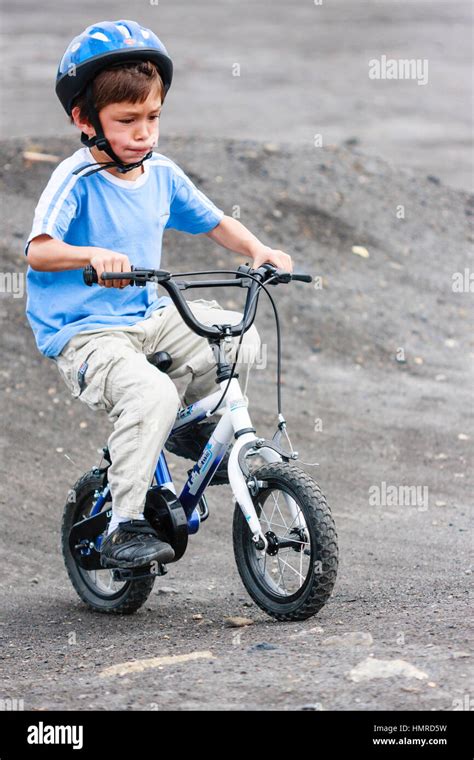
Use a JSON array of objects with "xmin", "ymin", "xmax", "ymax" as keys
[{"xmin": 134, "ymin": 122, "xmax": 153, "ymax": 141}]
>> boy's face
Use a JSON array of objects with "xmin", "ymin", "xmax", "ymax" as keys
[{"xmin": 72, "ymin": 89, "xmax": 162, "ymax": 170}]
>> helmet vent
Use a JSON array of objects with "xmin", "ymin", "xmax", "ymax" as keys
[
  {"xmin": 116, "ymin": 24, "xmax": 132, "ymax": 38},
  {"xmin": 90, "ymin": 32, "xmax": 110, "ymax": 42}
]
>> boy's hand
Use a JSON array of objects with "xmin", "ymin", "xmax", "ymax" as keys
[
  {"xmin": 88, "ymin": 248, "xmax": 132, "ymax": 288},
  {"xmin": 205, "ymin": 217, "xmax": 293, "ymax": 273},
  {"xmin": 250, "ymin": 245, "xmax": 293, "ymax": 273}
]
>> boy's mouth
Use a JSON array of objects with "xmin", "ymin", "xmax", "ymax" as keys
[{"xmin": 127, "ymin": 147, "xmax": 153, "ymax": 155}]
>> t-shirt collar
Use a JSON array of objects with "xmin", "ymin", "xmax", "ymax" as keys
[{"xmin": 84, "ymin": 148, "xmax": 151, "ymax": 189}]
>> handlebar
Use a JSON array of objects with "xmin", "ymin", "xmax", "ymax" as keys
[{"xmin": 82, "ymin": 263, "xmax": 312, "ymax": 341}]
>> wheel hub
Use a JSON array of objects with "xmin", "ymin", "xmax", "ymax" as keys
[{"xmin": 265, "ymin": 531, "xmax": 280, "ymax": 556}]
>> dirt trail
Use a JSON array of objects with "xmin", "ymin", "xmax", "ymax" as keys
[{"xmin": 0, "ymin": 135, "xmax": 472, "ymax": 710}]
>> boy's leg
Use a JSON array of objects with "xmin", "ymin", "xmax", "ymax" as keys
[
  {"xmin": 144, "ymin": 298, "xmax": 262, "ymax": 404},
  {"xmin": 55, "ymin": 330, "xmax": 181, "ymax": 520}
]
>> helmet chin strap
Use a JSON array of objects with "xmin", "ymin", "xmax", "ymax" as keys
[{"xmin": 73, "ymin": 83, "xmax": 153, "ymax": 178}]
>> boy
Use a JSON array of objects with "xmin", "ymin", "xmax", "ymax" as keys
[{"xmin": 25, "ymin": 19, "xmax": 293, "ymax": 570}]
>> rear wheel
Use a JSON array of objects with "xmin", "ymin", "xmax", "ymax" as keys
[
  {"xmin": 61, "ymin": 470, "xmax": 155, "ymax": 614},
  {"xmin": 233, "ymin": 462, "xmax": 338, "ymax": 621}
]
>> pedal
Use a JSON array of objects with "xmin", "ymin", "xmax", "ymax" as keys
[{"xmin": 111, "ymin": 563, "xmax": 167, "ymax": 582}]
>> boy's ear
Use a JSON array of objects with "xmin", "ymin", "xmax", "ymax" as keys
[{"xmin": 71, "ymin": 106, "xmax": 95, "ymax": 138}]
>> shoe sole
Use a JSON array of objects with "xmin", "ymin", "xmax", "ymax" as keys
[{"xmin": 100, "ymin": 546, "xmax": 175, "ymax": 570}]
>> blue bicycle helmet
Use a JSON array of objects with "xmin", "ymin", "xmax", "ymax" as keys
[{"xmin": 55, "ymin": 20, "xmax": 173, "ymax": 176}]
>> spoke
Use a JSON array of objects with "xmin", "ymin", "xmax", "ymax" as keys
[
  {"xmin": 269, "ymin": 490, "xmax": 287, "ymax": 527},
  {"xmin": 259, "ymin": 506, "xmax": 274, "ymax": 530},
  {"xmin": 283, "ymin": 492, "xmax": 306, "ymax": 529},
  {"xmin": 261, "ymin": 517, "xmax": 292, "ymax": 532},
  {"xmin": 271, "ymin": 493, "xmax": 290, "ymax": 532},
  {"xmin": 281, "ymin": 509, "xmax": 304, "ymax": 537},
  {"xmin": 267, "ymin": 492, "xmax": 279, "ymax": 525},
  {"xmin": 276, "ymin": 554, "xmax": 287, "ymax": 592},
  {"xmin": 263, "ymin": 490, "xmax": 306, "ymax": 539},
  {"xmin": 277, "ymin": 536, "xmax": 307, "ymax": 547},
  {"xmin": 260, "ymin": 504, "xmax": 292, "ymax": 533},
  {"xmin": 277, "ymin": 552, "xmax": 306, "ymax": 585}
]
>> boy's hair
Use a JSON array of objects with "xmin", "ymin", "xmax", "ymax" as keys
[{"xmin": 70, "ymin": 60, "xmax": 164, "ymax": 124}]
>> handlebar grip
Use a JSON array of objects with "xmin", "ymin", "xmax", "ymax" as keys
[
  {"xmin": 266, "ymin": 269, "xmax": 312, "ymax": 285},
  {"xmin": 83, "ymin": 265, "xmax": 98, "ymax": 286},
  {"xmin": 82, "ymin": 264, "xmax": 139, "ymax": 286},
  {"xmin": 291, "ymin": 272, "xmax": 312, "ymax": 283}
]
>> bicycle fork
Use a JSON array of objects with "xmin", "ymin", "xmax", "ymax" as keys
[{"xmin": 223, "ymin": 378, "xmax": 302, "ymax": 551}]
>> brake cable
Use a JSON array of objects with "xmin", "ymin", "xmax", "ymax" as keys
[
  {"xmin": 207, "ymin": 274, "xmax": 277, "ymax": 417},
  {"xmin": 171, "ymin": 267, "xmax": 283, "ymax": 423},
  {"xmin": 187, "ymin": 270, "xmax": 319, "ymax": 465}
]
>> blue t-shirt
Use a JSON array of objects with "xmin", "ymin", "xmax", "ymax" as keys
[{"xmin": 24, "ymin": 147, "xmax": 224, "ymax": 357}]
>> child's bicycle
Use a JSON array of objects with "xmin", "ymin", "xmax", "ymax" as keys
[{"xmin": 62, "ymin": 262, "xmax": 338, "ymax": 621}]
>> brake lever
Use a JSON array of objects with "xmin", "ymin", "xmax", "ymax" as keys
[
  {"xmin": 273, "ymin": 269, "xmax": 292, "ymax": 284},
  {"xmin": 256, "ymin": 264, "xmax": 292, "ymax": 285},
  {"xmin": 261, "ymin": 267, "xmax": 308, "ymax": 285}
]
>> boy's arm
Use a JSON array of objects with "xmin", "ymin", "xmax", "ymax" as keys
[
  {"xmin": 27, "ymin": 235, "xmax": 94, "ymax": 271},
  {"xmin": 27, "ymin": 235, "xmax": 132, "ymax": 288},
  {"xmin": 205, "ymin": 215, "xmax": 293, "ymax": 272}
]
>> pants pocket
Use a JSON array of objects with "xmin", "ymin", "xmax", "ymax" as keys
[
  {"xmin": 56, "ymin": 339, "xmax": 114, "ymax": 412},
  {"xmin": 56, "ymin": 353, "xmax": 82, "ymax": 399}
]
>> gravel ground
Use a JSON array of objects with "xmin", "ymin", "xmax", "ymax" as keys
[{"xmin": 0, "ymin": 134, "xmax": 472, "ymax": 711}]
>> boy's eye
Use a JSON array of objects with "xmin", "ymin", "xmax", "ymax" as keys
[{"xmin": 117, "ymin": 115, "xmax": 161, "ymax": 124}]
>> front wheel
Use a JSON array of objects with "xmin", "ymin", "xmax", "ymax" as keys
[{"xmin": 233, "ymin": 462, "xmax": 338, "ymax": 621}]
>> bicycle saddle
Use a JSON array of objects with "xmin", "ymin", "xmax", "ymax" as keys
[{"xmin": 147, "ymin": 351, "xmax": 173, "ymax": 372}]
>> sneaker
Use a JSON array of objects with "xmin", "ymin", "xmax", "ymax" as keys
[
  {"xmin": 165, "ymin": 418, "xmax": 230, "ymax": 486},
  {"xmin": 100, "ymin": 519, "xmax": 175, "ymax": 569}
]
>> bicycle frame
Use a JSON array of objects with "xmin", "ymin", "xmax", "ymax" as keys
[
  {"xmin": 90, "ymin": 372, "xmax": 301, "ymax": 551},
  {"xmin": 161, "ymin": 375, "xmax": 268, "ymax": 547}
]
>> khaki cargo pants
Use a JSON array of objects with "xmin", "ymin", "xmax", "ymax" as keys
[{"xmin": 54, "ymin": 299, "xmax": 261, "ymax": 519}]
